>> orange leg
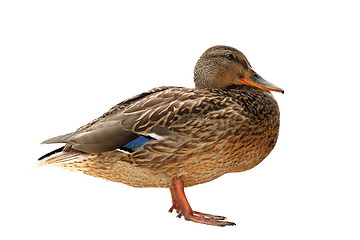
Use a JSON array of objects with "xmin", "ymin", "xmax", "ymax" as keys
[{"xmin": 168, "ymin": 178, "xmax": 236, "ymax": 227}]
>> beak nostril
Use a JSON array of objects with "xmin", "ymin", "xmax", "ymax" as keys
[{"xmin": 253, "ymin": 72, "xmax": 260, "ymax": 78}]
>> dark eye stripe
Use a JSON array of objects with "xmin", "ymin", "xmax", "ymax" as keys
[
  {"xmin": 218, "ymin": 55, "xmax": 249, "ymax": 70},
  {"xmin": 207, "ymin": 54, "xmax": 249, "ymax": 70}
]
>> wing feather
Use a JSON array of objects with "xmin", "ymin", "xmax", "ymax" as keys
[{"xmin": 42, "ymin": 86, "xmax": 238, "ymax": 154}]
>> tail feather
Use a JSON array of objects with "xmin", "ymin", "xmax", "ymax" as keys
[
  {"xmin": 38, "ymin": 146, "xmax": 64, "ymax": 161},
  {"xmin": 37, "ymin": 151, "xmax": 91, "ymax": 167}
]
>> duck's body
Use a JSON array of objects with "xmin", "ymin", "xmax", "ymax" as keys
[
  {"xmin": 40, "ymin": 85, "xmax": 279, "ymax": 188},
  {"xmin": 39, "ymin": 46, "xmax": 283, "ymax": 226}
]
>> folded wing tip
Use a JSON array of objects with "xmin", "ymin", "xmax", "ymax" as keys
[{"xmin": 40, "ymin": 132, "xmax": 77, "ymax": 144}]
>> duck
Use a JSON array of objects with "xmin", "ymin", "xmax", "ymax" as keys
[{"xmin": 38, "ymin": 45, "xmax": 283, "ymax": 227}]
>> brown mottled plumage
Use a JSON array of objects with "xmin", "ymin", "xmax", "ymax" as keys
[{"xmin": 39, "ymin": 45, "xmax": 283, "ymax": 226}]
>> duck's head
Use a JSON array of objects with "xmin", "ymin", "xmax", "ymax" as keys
[{"xmin": 194, "ymin": 45, "xmax": 284, "ymax": 93}]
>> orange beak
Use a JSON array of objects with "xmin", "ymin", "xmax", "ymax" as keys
[{"xmin": 239, "ymin": 70, "xmax": 284, "ymax": 94}]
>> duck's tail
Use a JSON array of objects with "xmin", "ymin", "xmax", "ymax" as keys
[
  {"xmin": 37, "ymin": 151, "xmax": 95, "ymax": 168},
  {"xmin": 38, "ymin": 146, "xmax": 64, "ymax": 161},
  {"xmin": 37, "ymin": 150, "xmax": 136, "ymax": 184}
]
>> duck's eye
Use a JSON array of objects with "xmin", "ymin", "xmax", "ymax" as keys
[{"xmin": 225, "ymin": 54, "xmax": 234, "ymax": 60}]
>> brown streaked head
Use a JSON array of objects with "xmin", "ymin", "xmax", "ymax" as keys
[{"xmin": 194, "ymin": 45, "xmax": 284, "ymax": 93}]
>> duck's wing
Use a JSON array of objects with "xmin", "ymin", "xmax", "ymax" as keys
[
  {"xmin": 41, "ymin": 86, "xmax": 175, "ymax": 153},
  {"xmin": 41, "ymin": 86, "xmax": 234, "ymax": 153}
]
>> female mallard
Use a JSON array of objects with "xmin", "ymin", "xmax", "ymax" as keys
[{"xmin": 39, "ymin": 45, "xmax": 283, "ymax": 226}]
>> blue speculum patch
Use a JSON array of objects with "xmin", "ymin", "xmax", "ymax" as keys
[{"xmin": 121, "ymin": 135, "xmax": 154, "ymax": 152}]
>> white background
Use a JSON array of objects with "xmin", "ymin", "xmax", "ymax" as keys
[{"xmin": 1, "ymin": 0, "xmax": 359, "ymax": 239}]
